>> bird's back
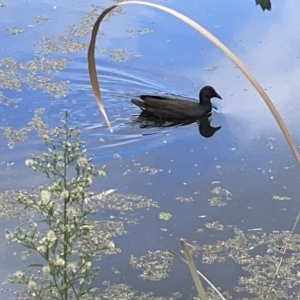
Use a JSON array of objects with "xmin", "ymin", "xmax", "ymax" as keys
[{"xmin": 132, "ymin": 95, "xmax": 211, "ymax": 119}]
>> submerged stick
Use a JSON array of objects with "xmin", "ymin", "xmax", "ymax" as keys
[
  {"xmin": 88, "ymin": 1, "xmax": 300, "ymax": 166},
  {"xmin": 181, "ymin": 239, "xmax": 207, "ymax": 299},
  {"xmin": 168, "ymin": 248, "xmax": 226, "ymax": 300}
]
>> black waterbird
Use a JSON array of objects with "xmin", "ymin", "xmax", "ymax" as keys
[{"xmin": 131, "ymin": 86, "xmax": 222, "ymax": 119}]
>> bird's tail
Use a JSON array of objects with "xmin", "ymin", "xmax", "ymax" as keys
[{"xmin": 131, "ymin": 98, "xmax": 147, "ymax": 110}]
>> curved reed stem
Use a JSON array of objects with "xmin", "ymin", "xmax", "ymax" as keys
[{"xmin": 88, "ymin": 1, "xmax": 300, "ymax": 164}]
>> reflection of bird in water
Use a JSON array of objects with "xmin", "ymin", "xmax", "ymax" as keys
[
  {"xmin": 131, "ymin": 86, "xmax": 222, "ymax": 119},
  {"xmin": 134, "ymin": 112, "xmax": 222, "ymax": 138},
  {"xmin": 198, "ymin": 116, "xmax": 221, "ymax": 138}
]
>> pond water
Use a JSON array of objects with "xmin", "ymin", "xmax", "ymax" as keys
[{"xmin": 1, "ymin": 0, "xmax": 300, "ymax": 299}]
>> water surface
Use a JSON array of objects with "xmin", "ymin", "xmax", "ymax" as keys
[{"xmin": 1, "ymin": 0, "xmax": 300, "ymax": 299}]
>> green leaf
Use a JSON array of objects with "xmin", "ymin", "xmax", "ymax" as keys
[
  {"xmin": 256, "ymin": 0, "xmax": 271, "ymax": 11},
  {"xmin": 158, "ymin": 212, "xmax": 172, "ymax": 221}
]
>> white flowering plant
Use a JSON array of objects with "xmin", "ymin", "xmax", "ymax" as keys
[{"xmin": 6, "ymin": 111, "xmax": 112, "ymax": 300}]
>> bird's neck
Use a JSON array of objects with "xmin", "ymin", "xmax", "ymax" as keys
[
  {"xmin": 206, "ymin": 102, "xmax": 212, "ymax": 112},
  {"xmin": 199, "ymin": 95, "xmax": 211, "ymax": 104},
  {"xmin": 200, "ymin": 95, "xmax": 212, "ymax": 105}
]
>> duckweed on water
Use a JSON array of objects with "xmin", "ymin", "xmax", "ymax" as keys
[
  {"xmin": 0, "ymin": 57, "xmax": 69, "ymax": 98},
  {"xmin": 139, "ymin": 166, "xmax": 163, "ymax": 175},
  {"xmin": 208, "ymin": 186, "xmax": 232, "ymax": 207},
  {"xmin": 97, "ymin": 283, "xmax": 181, "ymax": 300},
  {"xmin": 5, "ymin": 27, "xmax": 24, "ymax": 35},
  {"xmin": 0, "ymin": 92, "xmax": 20, "ymax": 105},
  {"xmin": 34, "ymin": 15, "xmax": 49, "ymax": 23},
  {"xmin": 2, "ymin": 109, "xmax": 48, "ymax": 149},
  {"xmin": 204, "ymin": 221, "xmax": 225, "ymax": 231},
  {"xmin": 175, "ymin": 196, "xmax": 194, "ymax": 203},
  {"xmin": 191, "ymin": 224, "xmax": 300, "ymax": 298},
  {"xmin": 93, "ymin": 193, "xmax": 158, "ymax": 211},
  {"xmin": 0, "ymin": 3, "xmax": 149, "ymax": 110},
  {"xmin": 19, "ymin": 58, "xmax": 68, "ymax": 73},
  {"xmin": 0, "ymin": 191, "xmax": 23, "ymax": 218},
  {"xmin": 130, "ymin": 250, "xmax": 173, "ymax": 281},
  {"xmin": 109, "ymin": 48, "xmax": 128, "ymax": 62}
]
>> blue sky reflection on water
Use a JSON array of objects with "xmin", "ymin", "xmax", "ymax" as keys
[{"xmin": 1, "ymin": 0, "xmax": 300, "ymax": 298}]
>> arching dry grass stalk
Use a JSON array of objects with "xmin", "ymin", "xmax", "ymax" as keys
[{"xmin": 88, "ymin": 1, "xmax": 300, "ymax": 164}]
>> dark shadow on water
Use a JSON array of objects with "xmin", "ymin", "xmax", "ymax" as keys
[{"xmin": 132, "ymin": 111, "xmax": 222, "ymax": 138}]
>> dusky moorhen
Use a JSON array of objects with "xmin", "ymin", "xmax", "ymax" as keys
[{"xmin": 131, "ymin": 86, "xmax": 222, "ymax": 119}]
